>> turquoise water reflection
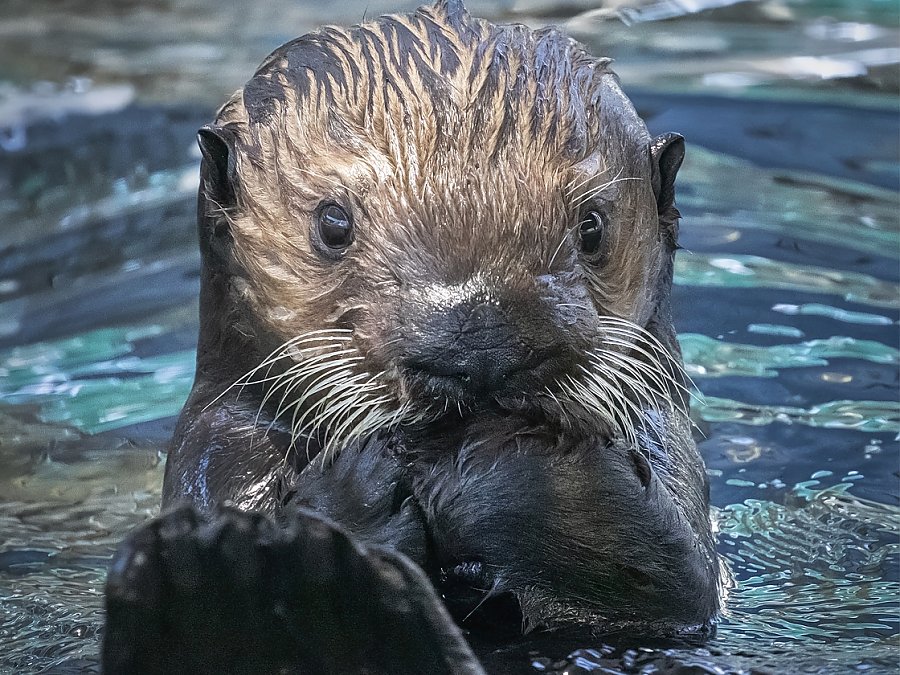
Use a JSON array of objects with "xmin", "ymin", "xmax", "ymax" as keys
[
  {"xmin": 0, "ymin": 0, "xmax": 897, "ymax": 672},
  {"xmin": 0, "ymin": 327, "xmax": 194, "ymax": 434}
]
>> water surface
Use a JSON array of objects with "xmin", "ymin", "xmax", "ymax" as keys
[{"xmin": 0, "ymin": 0, "xmax": 897, "ymax": 672}]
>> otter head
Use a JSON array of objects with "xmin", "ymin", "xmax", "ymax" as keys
[{"xmin": 195, "ymin": 0, "xmax": 689, "ymax": 455}]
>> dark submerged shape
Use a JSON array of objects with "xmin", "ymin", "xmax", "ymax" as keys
[{"xmin": 105, "ymin": 1, "xmax": 723, "ymax": 670}]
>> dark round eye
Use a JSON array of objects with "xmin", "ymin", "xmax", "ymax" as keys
[
  {"xmin": 317, "ymin": 203, "xmax": 354, "ymax": 250},
  {"xmin": 579, "ymin": 210, "xmax": 605, "ymax": 257}
]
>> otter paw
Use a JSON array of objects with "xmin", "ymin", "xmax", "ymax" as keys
[
  {"xmin": 284, "ymin": 438, "xmax": 427, "ymax": 562},
  {"xmin": 103, "ymin": 505, "xmax": 483, "ymax": 675}
]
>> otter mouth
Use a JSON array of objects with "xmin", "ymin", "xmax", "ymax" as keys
[
  {"xmin": 387, "ymin": 314, "xmax": 691, "ymax": 445},
  {"xmin": 403, "ymin": 346, "xmax": 569, "ymax": 406},
  {"xmin": 235, "ymin": 318, "xmax": 688, "ymax": 456},
  {"xmin": 397, "ymin": 339, "xmax": 587, "ymax": 425}
]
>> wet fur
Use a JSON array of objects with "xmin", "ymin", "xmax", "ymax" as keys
[
  {"xmin": 199, "ymin": 0, "xmax": 670, "ymax": 389},
  {"xmin": 406, "ymin": 413, "xmax": 719, "ymax": 631},
  {"xmin": 159, "ymin": 0, "xmax": 722, "ymax": 642},
  {"xmin": 175, "ymin": 1, "xmax": 687, "ymax": 460}
]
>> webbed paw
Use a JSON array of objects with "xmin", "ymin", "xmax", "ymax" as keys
[{"xmin": 103, "ymin": 505, "xmax": 483, "ymax": 674}]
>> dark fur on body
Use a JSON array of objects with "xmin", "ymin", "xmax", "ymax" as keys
[{"xmin": 141, "ymin": 0, "xmax": 722, "ymax": 660}]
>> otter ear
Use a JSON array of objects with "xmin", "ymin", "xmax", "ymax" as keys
[
  {"xmin": 197, "ymin": 124, "xmax": 238, "ymax": 209},
  {"xmin": 649, "ymin": 132, "xmax": 685, "ymax": 215}
]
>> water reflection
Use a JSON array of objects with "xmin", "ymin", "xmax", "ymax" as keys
[{"xmin": 0, "ymin": 0, "xmax": 897, "ymax": 672}]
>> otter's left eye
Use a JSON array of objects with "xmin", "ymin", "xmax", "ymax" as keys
[
  {"xmin": 318, "ymin": 203, "xmax": 354, "ymax": 250},
  {"xmin": 579, "ymin": 210, "xmax": 605, "ymax": 257}
]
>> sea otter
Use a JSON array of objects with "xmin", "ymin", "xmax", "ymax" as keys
[{"xmin": 103, "ymin": 2, "xmax": 723, "ymax": 672}]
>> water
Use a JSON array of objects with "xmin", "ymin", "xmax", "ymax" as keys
[{"xmin": 0, "ymin": 0, "xmax": 897, "ymax": 672}]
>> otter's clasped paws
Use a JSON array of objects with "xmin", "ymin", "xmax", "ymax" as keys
[
  {"xmin": 283, "ymin": 438, "xmax": 428, "ymax": 563},
  {"xmin": 103, "ymin": 505, "xmax": 484, "ymax": 675}
]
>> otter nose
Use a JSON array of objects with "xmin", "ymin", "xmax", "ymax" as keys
[{"xmin": 405, "ymin": 301, "xmax": 529, "ymax": 398}]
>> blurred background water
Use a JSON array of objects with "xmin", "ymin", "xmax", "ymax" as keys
[{"xmin": 0, "ymin": 0, "xmax": 897, "ymax": 672}]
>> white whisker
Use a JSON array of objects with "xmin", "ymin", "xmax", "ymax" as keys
[
  {"xmin": 550, "ymin": 314, "xmax": 698, "ymax": 447},
  {"xmin": 204, "ymin": 328, "xmax": 416, "ymax": 460}
]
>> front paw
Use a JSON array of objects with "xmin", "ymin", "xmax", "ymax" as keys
[
  {"xmin": 103, "ymin": 505, "xmax": 283, "ymax": 673},
  {"xmin": 283, "ymin": 436, "xmax": 427, "ymax": 562},
  {"xmin": 103, "ymin": 505, "xmax": 483, "ymax": 675}
]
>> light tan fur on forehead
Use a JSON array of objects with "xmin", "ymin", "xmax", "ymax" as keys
[{"xmin": 217, "ymin": 1, "xmax": 616, "ymax": 188}]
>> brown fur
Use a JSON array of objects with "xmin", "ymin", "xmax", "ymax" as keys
[
  {"xmin": 160, "ymin": 0, "xmax": 722, "ymax": 638},
  {"xmin": 211, "ymin": 1, "xmax": 667, "ymax": 406}
]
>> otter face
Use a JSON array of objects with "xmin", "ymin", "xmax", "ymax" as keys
[{"xmin": 196, "ymin": 1, "xmax": 688, "ymax": 454}]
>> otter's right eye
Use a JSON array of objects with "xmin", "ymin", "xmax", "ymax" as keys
[
  {"xmin": 317, "ymin": 204, "xmax": 354, "ymax": 250},
  {"xmin": 579, "ymin": 210, "xmax": 605, "ymax": 258}
]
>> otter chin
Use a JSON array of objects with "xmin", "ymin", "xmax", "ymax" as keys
[{"xmin": 104, "ymin": 1, "xmax": 725, "ymax": 671}]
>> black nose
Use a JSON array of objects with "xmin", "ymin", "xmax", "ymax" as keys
[{"xmin": 405, "ymin": 301, "xmax": 531, "ymax": 399}]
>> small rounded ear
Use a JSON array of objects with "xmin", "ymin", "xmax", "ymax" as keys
[
  {"xmin": 649, "ymin": 132, "xmax": 685, "ymax": 215},
  {"xmin": 197, "ymin": 124, "xmax": 238, "ymax": 209}
]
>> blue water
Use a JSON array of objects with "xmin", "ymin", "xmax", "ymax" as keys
[{"xmin": 0, "ymin": 1, "xmax": 897, "ymax": 672}]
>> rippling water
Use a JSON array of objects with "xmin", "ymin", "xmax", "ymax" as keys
[{"xmin": 0, "ymin": 0, "xmax": 897, "ymax": 672}]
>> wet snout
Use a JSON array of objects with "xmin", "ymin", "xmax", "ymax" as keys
[{"xmin": 403, "ymin": 299, "xmax": 553, "ymax": 400}]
